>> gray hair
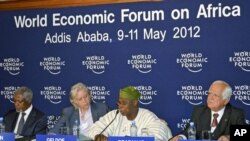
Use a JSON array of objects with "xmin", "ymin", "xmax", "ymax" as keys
[
  {"xmin": 69, "ymin": 82, "xmax": 91, "ymax": 108},
  {"xmin": 212, "ymin": 80, "xmax": 232, "ymax": 100},
  {"xmin": 15, "ymin": 86, "xmax": 33, "ymax": 103}
]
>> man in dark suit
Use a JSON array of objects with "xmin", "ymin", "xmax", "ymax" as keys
[
  {"xmin": 49, "ymin": 82, "xmax": 109, "ymax": 135},
  {"xmin": 170, "ymin": 80, "xmax": 246, "ymax": 141},
  {"xmin": 4, "ymin": 86, "xmax": 47, "ymax": 138}
]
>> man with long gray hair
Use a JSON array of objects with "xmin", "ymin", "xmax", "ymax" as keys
[{"xmin": 49, "ymin": 82, "xmax": 109, "ymax": 136}]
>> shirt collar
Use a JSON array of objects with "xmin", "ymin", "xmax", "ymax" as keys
[
  {"xmin": 79, "ymin": 105, "xmax": 91, "ymax": 116},
  {"xmin": 211, "ymin": 106, "xmax": 225, "ymax": 116},
  {"xmin": 23, "ymin": 104, "xmax": 33, "ymax": 115}
]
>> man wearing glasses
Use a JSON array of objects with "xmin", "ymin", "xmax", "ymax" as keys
[{"xmin": 170, "ymin": 80, "xmax": 246, "ymax": 141}]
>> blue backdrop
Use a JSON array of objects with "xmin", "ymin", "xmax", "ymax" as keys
[{"xmin": 0, "ymin": 0, "xmax": 249, "ymax": 135}]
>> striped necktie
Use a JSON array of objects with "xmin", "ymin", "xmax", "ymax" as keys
[{"xmin": 211, "ymin": 113, "xmax": 219, "ymax": 127}]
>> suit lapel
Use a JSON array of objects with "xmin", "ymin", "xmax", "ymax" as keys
[
  {"xmin": 203, "ymin": 108, "xmax": 212, "ymax": 130},
  {"xmin": 213, "ymin": 105, "xmax": 231, "ymax": 138},
  {"xmin": 22, "ymin": 108, "xmax": 36, "ymax": 132},
  {"xmin": 11, "ymin": 112, "xmax": 19, "ymax": 132},
  {"xmin": 71, "ymin": 109, "xmax": 80, "ymax": 125},
  {"xmin": 193, "ymin": 106, "xmax": 211, "ymax": 139},
  {"xmin": 20, "ymin": 108, "xmax": 37, "ymax": 135},
  {"xmin": 91, "ymin": 103, "xmax": 98, "ymax": 122}
]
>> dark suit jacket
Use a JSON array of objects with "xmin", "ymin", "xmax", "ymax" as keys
[
  {"xmin": 4, "ymin": 107, "xmax": 47, "ymax": 138},
  {"xmin": 49, "ymin": 102, "xmax": 109, "ymax": 134},
  {"xmin": 182, "ymin": 103, "xmax": 246, "ymax": 140}
]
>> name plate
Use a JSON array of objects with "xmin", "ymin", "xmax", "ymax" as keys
[
  {"xmin": 36, "ymin": 134, "xmax": 77, "ymax": 141},
  {"xmin": 108, "ymin": 136, "xmax": 154, "ymax": 141},
  {"xmin": 0, "ymin": 133, "xmax": 15, "ymax": 141},
  {"xmin": 179, "ymin": 139, "xmax": 217, "ymax": 141}
]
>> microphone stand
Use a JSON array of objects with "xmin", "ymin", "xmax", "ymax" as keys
[{"xmin": 97, "ymin": 110, "xmax": 119, "ymax": 141}]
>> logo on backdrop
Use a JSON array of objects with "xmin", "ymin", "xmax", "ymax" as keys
[
  {"xmin": 40, "ymin": 57, "xmax": 65, "ymax": 75},
  {"xmin": 0, "ymin": 58, "xmax": 24, "ymax": 75},
  {"xmin": 176, "ymin": 53, "xmax": 208, "ymax": 73},
  {"xmin": 40, "ymin": 86, "xmax": 66, "ymax": 104},
  {"xmin": 135, "ymin": 85, "xmax": 157, "ymax": 105},
  {"xmin": 88, "ymin": 85, "xmax": 110, "ymax": 103},
  {"xmin": 233, "ymin": 85, "xmax": 250, "ymax": 106},
  {"xmin": 82, "ymin": 56, "xmax": 109, "ymax": 74},
  {"xmin": 0, "ymin": 86, "xmax": 19, "ymax": 103},
  {"xmin": 229, "ymin": 51, "xmax": 250, "ymax": 72},
  {"xmin": 177, "ymin": 85, "xmax": 207, "ymax": 105},
  {"xmin": 128, "ymin": 54, "xmax": 157, "ymax": 73},
  {"xmin": 177, "ymin": 117, "xmax": 191, "ymax": 130},
  {"xmin": 47, "ymin": 115, "xmax": 60, "ymax": 129}
]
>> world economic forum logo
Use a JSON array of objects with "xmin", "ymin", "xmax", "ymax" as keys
[
  {"xmin": 40, "ymin": 57, "xmax": 65, "ymax": 75},
  {"xmin": 176, "ymin": 53, "xmax": 208, "ymax": 73},
  {"xmin": 177, "ymin": 117, "xmax": 191, "ymax": 130},
  {"xmin": 47, "ymin": 115, "xmax": 61, "ymax": 129},
  {"xmin": 127, "ymin": 54, "xmax": 157, "ymax": 73},
  {"xmin": 0, "ymin": 58, "xmax": 24, "ymax": 75},
  {"xmin": 177, "ymin": 85, "xmax": 207, "ymax": 105},
  {"xmin": 82, "ymin": 56, "xmax": 109, "ymax": 74},
  {"xmin": 233, "ymin": 85, "xmax": 250, "ymax": 106},
  {"xmin": 135, "ymin": 85, "xmax": 157, "ymax": 105},
  {"xmin": 229, "ymin": 51, "xmax": 250, "ymax": 72},
  {"xmin": 0, "ymin": 86, "xmax": 19, "ymax": 103},
  {"xmin": 40, "ymin": 86, "xmax": 66, "ymax": 104},
  {"xmin": 88, "ymin": 85, "xmax": 110, "ymax": 103}
]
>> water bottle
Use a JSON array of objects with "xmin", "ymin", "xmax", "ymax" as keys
[
  {"xmin": 72, "ymin": 120, "xmax": 80, "ymax": 138},
  {"xmin": 130, "ymin": 121, "xmax": 137, "ymax": 136},
  {"xmin": 188, "ymin": 122, "xmax": 196, "ymax": 140},
  {"xmin": 0, "ymin": 117, "xmax": 5, "ymax": 133}
]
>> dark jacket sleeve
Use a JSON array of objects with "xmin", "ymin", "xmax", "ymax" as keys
[{"xmin": 48, "ymin": 107, "xmax": 73, "ymax": 134}]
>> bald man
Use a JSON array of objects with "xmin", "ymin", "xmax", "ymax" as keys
[{"xmin": 170, "ymin": 80, "xmax": 246, "ymax": 141}]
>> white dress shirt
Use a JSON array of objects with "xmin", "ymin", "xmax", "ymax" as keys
[
  {"xmin": 14, "ymin": 105, "xmax": 33, "ymax": 134},
  {"xmin": 211, "ymin": 107, "xmax": 225, "ymax": 132}
]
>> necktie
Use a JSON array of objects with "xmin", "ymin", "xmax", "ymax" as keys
[
  {"xmin": 17, "ymin": 112, "xmax": 26, "ymax": 134},
  {"xmin": 211, "ymin": 113, "xmax": 219, "ymax": 127}
]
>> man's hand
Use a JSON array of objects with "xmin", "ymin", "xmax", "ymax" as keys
[
  {"xmin": 218, "ymin": 135, "xmax": 230, "ymax": 141},
  {"xmin": 169, "ymin": 135, "xmax": 183, "ymax": 141},
  {"xmin": 94, "ymin": 134, "xmax": 108, "ymax": 141}
]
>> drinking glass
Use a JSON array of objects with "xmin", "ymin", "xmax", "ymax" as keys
[
  {"xmin": 59, "ymin": 127, "xmax": 69, "ymax": 135},
  {"xmin": 202, "ymin": 130, "xmax": 211, "ymax": 140}
]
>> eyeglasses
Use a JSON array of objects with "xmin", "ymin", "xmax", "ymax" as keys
[{"xmin": 208, "ymin": 92, "xmax": 222, "ymax": 98}]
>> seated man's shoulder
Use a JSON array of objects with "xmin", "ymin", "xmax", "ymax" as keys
[
  {"xmin": 63, "ymin": 106, "xmax": 74, "ymax": 111},
  {"xmin": 33, "ymin": 107, "xmax": 46, "ymax": 117},
  {"xmin": 94, "ymin": 102, "xmax": 107, "ymax": 106},
  {"xmin": 61, "ymin": 106, "xmax": 75, "ymax": 114},
  {"xmin": 230, "ymin": 104, "xmax": 245, "ymax": 113},
  {"xmin": 139, "ymin": 108, "xmax": 157, "ymax": 117},
  {"xmin": 193, "ymin": 105, "xmax": 207, "ymax": 111},
  {"xmin": 92, "ymin": 102, "xmax": 109, "ymax": 110},
  {"xmin": 4, "ymin": 109, "xmax": 16, "ymax": 117}
]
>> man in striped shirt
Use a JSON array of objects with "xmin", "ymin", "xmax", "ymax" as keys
[{"xmin": 88, "ymin": 85, "xmax": 172, "ymax": 141}]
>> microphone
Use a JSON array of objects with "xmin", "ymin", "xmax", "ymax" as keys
[{"xmin": 99, "ymin": 110, "xmax": 119, "ymax": 135}]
